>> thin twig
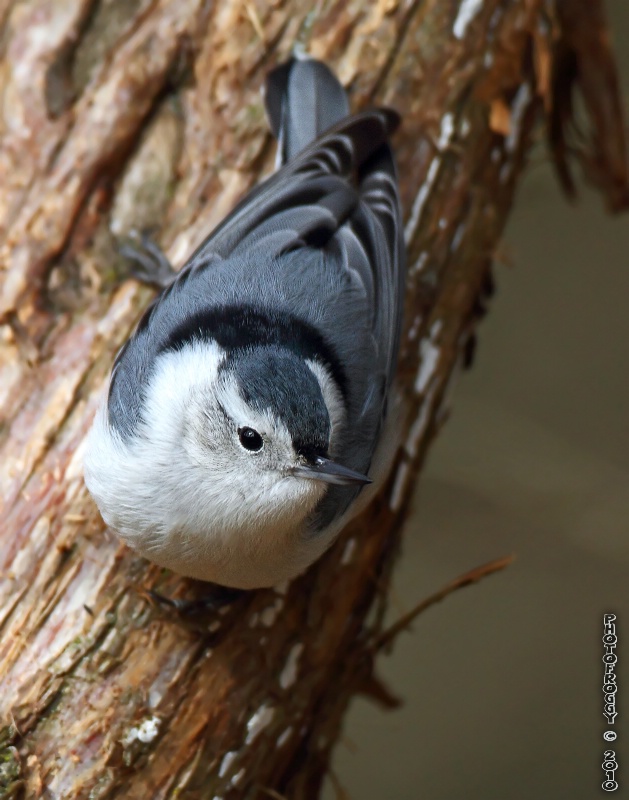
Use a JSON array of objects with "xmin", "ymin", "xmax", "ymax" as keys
[
  {"xmin": 328, "ymin": 768, "xmax": 352, "ymax": 800},
  {"xmin": 371, "ymin": 554, "xmax": 515, "ymax": 653}
]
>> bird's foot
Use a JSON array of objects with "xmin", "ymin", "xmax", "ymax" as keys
[
  {"xmin": 118, "ymin": 230, "xmax": 176, "ymax": 290},
  {"xmin": 147, "ymin": 584, "xmax": 247, "ymax": 618}
]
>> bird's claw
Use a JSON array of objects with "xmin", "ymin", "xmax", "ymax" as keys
[
  {"xmin": 146, "ymin": 586, "xmax": 246, "ymax": 617},
  {"xmin": 118, "ymin": 230, "xmax": 176, "ymax": 290}
]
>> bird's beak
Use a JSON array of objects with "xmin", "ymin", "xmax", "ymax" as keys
[{"xmin": 293, "ymin": 456, "xmax": 372, "ymax": 486}]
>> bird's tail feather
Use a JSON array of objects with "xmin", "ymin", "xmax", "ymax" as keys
[{"xmin": 264, "ymin": 57, "xmax": 350, "ymax": 165}]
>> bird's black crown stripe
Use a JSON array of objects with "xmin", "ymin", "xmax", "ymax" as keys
[{"xmin": 158, "ymin": 304, "xmax": 348, "ymax": 399}]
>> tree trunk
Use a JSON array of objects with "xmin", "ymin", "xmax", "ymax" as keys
[{"xmin": 0, "ymin": 1, "xmax": 626, "ymax": 798}]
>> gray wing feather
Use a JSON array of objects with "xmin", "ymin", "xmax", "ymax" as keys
[
  {"xmin": 186, "ymin": 111, "xmax": 399, "ymax": 263},
  {"xmin": 264, "ymin": 57, "xmax": 350, "ymax": 163}
]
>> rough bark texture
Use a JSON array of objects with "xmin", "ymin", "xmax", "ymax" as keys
[{"xmin": 0, "ymin": 1, "xmax": 626, "ymax": 798}]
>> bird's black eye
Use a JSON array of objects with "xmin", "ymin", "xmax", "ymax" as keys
[{"xmin": 238, "ymin": 427, "xmax": 264, "ymax": 452}]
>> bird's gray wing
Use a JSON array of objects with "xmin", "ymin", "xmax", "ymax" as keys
[
  {"xmin": 183, "ymin": 109, "xmax": 404, "ymax": 392},
  {"xmin": 186, "ymin": 110, "xmax": 399, "ymax": 261}
]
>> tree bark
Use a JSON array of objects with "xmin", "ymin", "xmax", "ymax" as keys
[{"xmin": 0, "ymin": 1, "xmax": 626, "ymax": 798}]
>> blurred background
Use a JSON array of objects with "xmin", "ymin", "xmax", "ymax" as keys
[{"xmin": 326, "ymin": 2, "xmax": 628, "ymax": 797}]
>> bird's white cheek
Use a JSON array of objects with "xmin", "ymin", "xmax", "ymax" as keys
[{"xmin": 276, "ymin": 475, "xmax": 326, "ymax": 506}]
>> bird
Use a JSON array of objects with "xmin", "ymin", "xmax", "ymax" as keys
[{"xmin": 83, "ymin": 55, "xmax": 405, "ymax": 590}]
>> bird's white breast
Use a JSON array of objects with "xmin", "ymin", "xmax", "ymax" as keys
[{"xmin": 84, "ymin": 340, "xmax": 335, "ymax": 588}]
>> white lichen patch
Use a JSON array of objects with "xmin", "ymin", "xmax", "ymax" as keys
[
  {"xmin": 260, "ymin": 597, "xmax": 283, "ymax": 627},
  {"xmin": 450, "ymin": 221, "xmax": 466, "ymax": 252},
  {"xmin": 279, "ymin": 643, "xmax": 304, "ymax": 690},
  {"xmin": 405, "ymin": 113, "xmax": 456, "ymax": 244},
  {"xmin": 407, "ymin": 315, "xmax": 422, "ymax": 342},
  {"xmin": 415, "ymin": 339, "xmax": 440, "ymax": 395},
  {"xmin": 218, "ymin": 750, "xmax": 238, "ymax": 778},
  {"xmin": 409, "ymin": 251, "xmax": 429, "ymax": 277},
  {"xmin": 148, "ymin": 689, "xmax": 161, "ymax": 709},
  {"xmin": 231, "ymin": 768, "xmax": 246, "ymax": 787},
  {"xmin": 415, "ymin": 319, "xmax": 443, "ymax": 387},
  {"xmin": 122, "ymin": 715, "xmax": 161, "ymax": 747},
  {"xmin": 277, "ymin": 726, "xmax": 293, "ymax": 748},
  {"xmin": 389, "ymin": 460, "xmax": 411, "ymax": 512},
  {"xmin": 453, "ymin": 0, "xmax": 484, "ymax": 39},
  {"xmin": 405, "ymin": 159, "xmax": 439, "ymax": 244},
  {"xmin": 430, "ymin": 320, "xmax": 443, "ymax": 338},
  {"xmin": 405, "ymin": 392, "xmax": 434, "ymax": 459},
  {"xmin": 437, "ymin": 113, "xmax": 455, "ymax": 149},
  {"xmin": 246, "ymin": 704, "xmax": 275, "ymax": 745},
  {"xmin": 341, "ymin": 538, "xmax": 356, "ymax": 565}
]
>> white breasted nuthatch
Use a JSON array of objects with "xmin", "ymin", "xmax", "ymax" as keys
[{"xmin": 84, "ymin": 57, "xmax": 405, "ymax": 590}]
